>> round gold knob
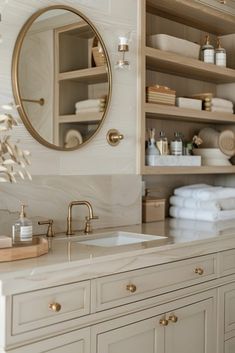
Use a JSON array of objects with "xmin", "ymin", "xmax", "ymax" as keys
[
  {"xmin": 159, "ymin": 318, "xmax": 168, "ymax": 326},
  {"xmin": 49, "ymin": 302, "xmax": 61, "ymax": 312},
  {"xmin": 126, "ymin": 284, "xmax": 137, "ymax": 293},
  {"xmin": 194, "ymin": 267, "xmax": 204, "ymax": 275},
  {"xmin": 168, "ymin": 314, "xmax": 178, "ymax": 323},
  {"xmin": 107, "ymin": 129, "xmax": 124, "ymax": 146}
]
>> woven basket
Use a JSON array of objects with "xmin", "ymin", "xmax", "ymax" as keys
[{"xmin": 92, "ymin": 46, "xmax": 106, "ymax": 67}]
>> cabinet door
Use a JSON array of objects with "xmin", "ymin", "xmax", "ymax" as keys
[
  {"xmin": 9, "ymin": 328, "xmax": 90, "ymax": 353},
  {"xmin": 165, "ymin": 298, "xmax": 214, "ymax": 353},
  {"xmin": 97, "ymin": 315, "xmax": 164, "ymax": 353}
]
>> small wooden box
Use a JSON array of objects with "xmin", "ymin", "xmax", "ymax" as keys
[{"xmin": 142, "ymin": 198, "xmax": 166, "ymax": 223}]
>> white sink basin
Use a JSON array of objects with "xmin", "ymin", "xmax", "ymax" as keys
[{"xmin": 77, "ymin": 231, "xmax": 166, "ymax": 247}]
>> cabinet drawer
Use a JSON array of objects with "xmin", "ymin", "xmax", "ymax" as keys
[
  {"xmin": 219, "ymin": 249, "xmax": 235, "ymax": 277},
  {"xmin": 93, "ymin": 254, "xmax": 217, "ymax": 311},
  {"xmin": 12, "ymin": 281, "xmax": 90, "ymax": 335}
]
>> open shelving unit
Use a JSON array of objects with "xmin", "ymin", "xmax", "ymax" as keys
[{"xmin": 139, "ymin": 0, "xmax": 235, "ymax": 176}]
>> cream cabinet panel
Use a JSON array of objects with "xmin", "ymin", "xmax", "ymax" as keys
[
  {"xmin": 224, "ymin": 283, "xmax": 235, "ymax": 333},
  {"xmin": 165, "ymin": 298, "xmax": 214, "ymax": 353},
  {"xmin": 197, "ymin": 0, "xmax": 235, "ymax": 13},
  {"xmin": 9, "ymin": 327, "xmax": 90, "ymax": 353},
  {"xmin": 219, "ymin": 248, "xmax": 235, "ymax": 277},
  {"xmin": 95, "ymin": 292, "xmax": 215, "ymax": 353},
  {"xmin": 12, "ymin": 281, "xmax": 90, "ymax": 334},
  {"xmin": 97, "ymin": 315, "xmax": 164, "ymax": 353}
]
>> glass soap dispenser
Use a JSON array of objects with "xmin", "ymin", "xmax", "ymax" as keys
[
  {"xmin": 12, "ymin": 204, "xmax": 33, "ymax": 244},
  {"xmin": 201, "ymin": 35, "xmax": 215, "ymax": 64},
  {"xmin": 215, "ymin": 37, "xmax": 226, "ymax": 67}
]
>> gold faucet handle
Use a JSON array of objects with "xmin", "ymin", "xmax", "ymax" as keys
[
  {"xmin": 38, "ymin": 219, "xmax": 55, "ymax": 237},
  {"xmin": 86, "ymin": 215, "xmax": 99, "ymax": 221}
]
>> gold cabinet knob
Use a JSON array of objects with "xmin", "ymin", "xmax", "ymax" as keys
[
  {"xmin": 159, "ymin": 318, "xmax": 168, "ymax": 326},
  {"xmin": 49, "ymin": 302, "xmax": 61, "ymax": 312},
  {"xmin": 126, "ymin": 284, "xmax": 137, "ymax": 293},
  {"xmin": 107, "ymin": 129, "xmax": 124, "ymax": 146},
  {"xmin": 194, "ymin": 267, "xmax": 204, "ymax": 275},
  {"xmin": 168, "ymin": 314, "xmax": 178, "ymax": 323}
]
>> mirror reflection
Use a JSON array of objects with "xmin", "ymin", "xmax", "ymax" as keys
[{"xmin": 14, "ymin": 7, "xmax": 111, "ymax": 150}]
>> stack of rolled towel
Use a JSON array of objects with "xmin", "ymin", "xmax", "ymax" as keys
[
  {"xmin": 169, "ymin": 184, "xmax": 235, "ymax": 222},
  {"xmin": 75, "ymin": 98, "xmax": 106, "ymax": 114},
  {"xmin": 210, "ymin": 98, "xmax": 233, "ymax": 114}
]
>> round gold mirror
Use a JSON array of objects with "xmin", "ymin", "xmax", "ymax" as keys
[{"xmin": 12, "ymin": 5, "xmax": 112, "ymax": 151}]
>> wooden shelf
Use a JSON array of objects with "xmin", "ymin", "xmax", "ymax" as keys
[
  {"xmin": 145, "ymin": 103, "xmax": 235, "ymax": 124},
  {"xmin": 142, "ymin": 166, "xmax": 235, "ymax": 175},
  {"xmin": 145, "ymin": 47, "xmax": 235, "ymax": 83},
  {"xmin": 146, "ymin": 0, "xmax": 235, "ymax": 35},
  {"xmin": 59, "ymin": 112, "xmax": 102, "ymax": 124},
  {"xmin": 59, "ymin": 66, "xmax": 108, "ymax": 84}
]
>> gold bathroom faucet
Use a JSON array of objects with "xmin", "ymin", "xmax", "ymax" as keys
[{"xmin": 66, "ymin": 201, "xmax": 98, "ymax": 236}]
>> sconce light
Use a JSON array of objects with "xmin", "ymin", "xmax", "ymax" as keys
[{"xmin": 115, "ymin": 36, "xmax": 130, "ymax": 70}]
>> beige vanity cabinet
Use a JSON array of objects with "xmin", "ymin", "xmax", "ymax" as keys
[{"xmin": 94, "ymin": 291, "xmax": 216, "ymax": 353}]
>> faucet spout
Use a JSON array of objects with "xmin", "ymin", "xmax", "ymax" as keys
[{"xmin": 66, "ymin": 200, "xmax": 98, "ymax": 236}]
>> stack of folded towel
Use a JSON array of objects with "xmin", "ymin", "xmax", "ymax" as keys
[
  {"xmin": 210, "ymin": 98, "xmax": 234, "ymax": 114},
  {"xmin": 75, "ymin": 98, "xmax": 106, "ymax": 114},
  {"xmin": 169, "ymin": 184, "xmax": 235, "ymax": 222}
]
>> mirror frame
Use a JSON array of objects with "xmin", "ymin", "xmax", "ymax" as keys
[{"xmin": 12, "ymin": 5, "xmax": 112, "ymax": 151}]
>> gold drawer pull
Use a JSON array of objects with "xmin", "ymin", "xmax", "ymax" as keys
[
  {"xmin": 194, "ymin": 267, "xmax": 204, "ymax": 275},
  {"xmin": 159, "ymin": 318, "xmax": 168, "ymax": 326},
  {"xmin": 126, "ymin": 284, "xmax": 137, "ymax": 293},
  {"xmin": 168, "ymin": 314, "xmax": 178, "ymax": 323},
  {"xmin": 49, "ymin": 302, "xmax": 62, "ymax": 312}
]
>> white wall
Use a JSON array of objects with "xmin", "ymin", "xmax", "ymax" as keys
[
  {"xmin": 0, "ymin": 0, "xmax": 142, "ymax": 235},
  {"xmin": 0, "ymin": 0, "xmax": 139, "ymax": 175}
]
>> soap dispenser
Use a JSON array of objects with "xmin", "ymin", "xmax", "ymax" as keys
[
  {"xmin": 12, "ymin": 204, "xmax": 33, "ymax": 244},
  {"xmin": 201, "ymin": 35, "xmax": 215, "ymax": 64}
]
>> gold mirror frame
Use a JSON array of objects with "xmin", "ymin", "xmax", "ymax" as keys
[{"xmin": 12, "ymin": 5, "xmax": 112, "ymax": 151}]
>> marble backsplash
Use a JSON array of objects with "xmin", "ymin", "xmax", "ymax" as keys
[{"xmin": 0, "ymin": 175, "xmax": 141, "ymax": 236}]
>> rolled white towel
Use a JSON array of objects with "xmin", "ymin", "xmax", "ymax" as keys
[
  {"xmin": 75, "ymin": 99, "xmax": 105, "ymax": 110},
  {"xmin": 211, "ymin": 98, "xmax": 233, "ymax": 109},
  {"xmin": 170, "ymin": 206, "xmax": 235, "ymax": 222},
  {"xmin": 211, "ymin": 106, "xmax": 233, "ymax": 113},
  {"xmin": 174, "ymin": 184, "xmax": 235, "ymax": 201}
]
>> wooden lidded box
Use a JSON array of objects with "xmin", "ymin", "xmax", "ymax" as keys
[{"xmin": 142, "ymin": 198, "xmax": 166, "ymax": 223}]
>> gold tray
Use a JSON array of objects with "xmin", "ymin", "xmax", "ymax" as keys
[{"xmin": 0, "ymin": 237, "xmax": 48, "ymax": 262}]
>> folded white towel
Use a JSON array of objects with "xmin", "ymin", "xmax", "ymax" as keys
[
  {"xmin": 174, "ymin": 184, "xmax": 235, "ymax": 201},
  {"xmin": 170, "ymin": 206, "xmax": 235, "ymax": 222},
  {"xmin": 211, "ymin": 98, "xmax": 233, "ymax": 109},
  {"xmin": 75, "ymin": 107, "xmax": 104, "ymax": 114},
  {"xmin": 75, "ymin": 99, "xmax": 105, "ymax": 110},
  {"xmin": 170, "ymin": 195, "xmax": 235, "ymax": 211},
  {"xmin": 170, "ymin": 195, "xmax": 220, "ymax": 211},
  {"xmin": 211, "ymin": 106, "xmax": 233, "ymax": 113}
]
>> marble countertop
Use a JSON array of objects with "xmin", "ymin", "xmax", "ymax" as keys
[{"xmin": 1, "ymin": 218, "xmax": 235, "ymax": 295}]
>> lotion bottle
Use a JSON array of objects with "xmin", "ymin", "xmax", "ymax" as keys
[{"xmin": 12, "ymin": 204, "xmax": 33, "ymax": 244}]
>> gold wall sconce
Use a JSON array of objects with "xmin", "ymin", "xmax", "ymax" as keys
[{"xmin": 107, "ymin": 129, "xmax": 124, "ymax": 146}]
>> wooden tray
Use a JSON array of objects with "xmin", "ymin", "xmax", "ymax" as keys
[{"xmin": 0, "ymin": 237, "xmax": 48, "ymax": 262}]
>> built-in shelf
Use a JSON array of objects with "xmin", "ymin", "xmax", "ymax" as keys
[
  {"xmin": 142, "ymin": 166, "xmax": 235, "ymax": 175},
  {"xmin": 145, "ymin": 47, "xmax": 235, "ymax": 84},
  {"xmin": 59, "ymin": 66, "xmax": 108, "ymax": 84},
  {"xmin": 145, "ymin": 103, "xmax": 235, "ymax": 124},
  {"xmin": 59, "ymin": 112, "xmax": 102, "ymax": 124},
  {"xmin": 146, "ymin": 0, "xmax": 235, "ymax": 35}
]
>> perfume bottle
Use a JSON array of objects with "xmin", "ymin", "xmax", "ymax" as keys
[
  {"xmin": 201, "ymin": 35, "xmax": 215, "ymax": 64},
  {"xmin": 145, "ymin": 128, "xmax": 160, "ymax": 166},
  {"xmin": 12, "ymin": 204, "xmax": 33, "ymax": 244},
  {"xmin": 215, "ymin": 37, "xmax": 226, "ymax": 67},
  {"xmin": 157, "ymin": 131, "xmax": 168, "ymax": 155}
]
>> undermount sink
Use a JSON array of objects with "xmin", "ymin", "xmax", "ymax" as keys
[{"xmin": 77, "ymin": 231, "xmax": 166, "ymax": 247}]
